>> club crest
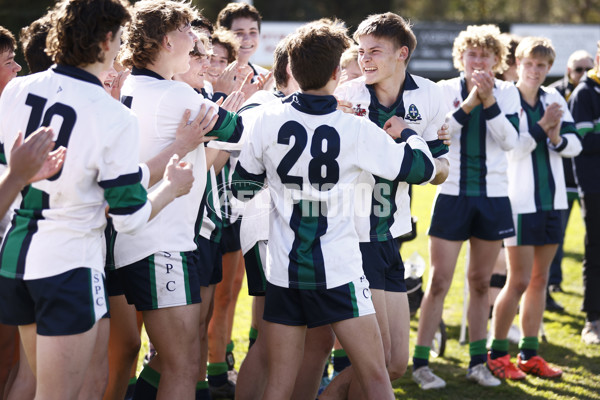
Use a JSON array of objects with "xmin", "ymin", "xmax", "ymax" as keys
[{"xmin": 405, "ymin": 104, "xmax": 422, "ymax": 122}]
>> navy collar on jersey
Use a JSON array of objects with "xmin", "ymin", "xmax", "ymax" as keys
[
  {"xmin": 365, "ymin": 71, "xmax": 418, "ymax": 113},
  {"xmin": 274, "ymin": 90, "xmax": 286, "ymax": 98},
  {"xmin": 131, "ymin": 67, "xmax": 166, "ymax": 80},
  {"xmin": 53, "ymin": 64, "xmax": 103, "ymax": 88},
  {"xmin": 285, "ymin": 92, "xmax": 337, "ymax": 115}
]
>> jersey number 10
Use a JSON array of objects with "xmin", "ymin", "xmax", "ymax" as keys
[{"xmin": 24, "ymin": 93, "xmax": 77, "ymax": 181}]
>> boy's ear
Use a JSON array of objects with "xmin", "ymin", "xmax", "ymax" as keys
[
  {"xmin": 101, "ymin": 31, "xmax": 113, "ymax": 52},
  {"xmin": 397, "ymin": 46, "xmax": 409, "ymax": 61},
  {"xmin": 331, "ymin": 65, "xmax": 341, "ymax": 81},
  {"xmin": 162, "ymin": 35, "xmax": 172, "ymax": 50}
]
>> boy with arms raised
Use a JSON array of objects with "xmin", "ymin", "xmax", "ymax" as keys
[
  {"xmin": 325, "ymin": 12, "xmax": 449, "ymax": 398},
  {"xmin": 232, "ymin": 22, "xmax": 436, "ymax": 400},
  {"xmin": 488, "ymin": 36, "xmax": 580, "ymax": 380},
  {"xmin": 0, "ymin": 1, "xmax": 193, "ymax": 399}
]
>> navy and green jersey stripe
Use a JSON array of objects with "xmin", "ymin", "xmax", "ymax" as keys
[
  {"xmin": 364, "ymin": 83, "xmax": 406, "ymax": 241},
  {"xmin": 98, "ymin": 168, "xmax": 147, "ymax": 216},
  {"xmin": 0, "ymin": 186, "xmax": 49, "ymax": 279},
  {"xmin": 457, "ymin": 78, "xmax": 488, "ymax": 197},
  {"xmin": 287, "ymin": 200, "xmax": 328, "ymax": 290},
  {"xmin": 214, "ymin": 108, "xmax": 243, "ymax": 143},
  {"xmin": 522, "ymin": 98, "xmax": 555, "ymax": 211},
  {"xmin": 0, "ymin": 142, "xmax": 5, "ymax": 165},
  {"xmin": 194, "ymin": 171, "xmax": 222, "ymax": 245}
]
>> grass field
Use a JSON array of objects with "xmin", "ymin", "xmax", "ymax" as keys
[{"xmin": 140, "ymin": 184, "xmax": 600, "ymax": 399}]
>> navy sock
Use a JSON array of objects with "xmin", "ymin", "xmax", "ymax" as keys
[
  {"xmin": 132, "ymin": 366, "xmax": 160, "ymax": 400},
  {"xmin": 469, "ymin": 353, "xmax": 487, "ymax": 368},
  {"xmin": 207, "ymin": 372, "xmax": 228, "ymax": 387},
  {"xmin": 519, "ymin": 348, "xmax": 537, "ymax": 361}
]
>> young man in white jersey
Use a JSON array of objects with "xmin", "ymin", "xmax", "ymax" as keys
[
  {"xmin": 113, "ymin": 2, "xmax": 243, "ymax": 399},
  {"xmin": 413, "ymin": 24, "xmax": 520, "ymax": 389},
  {"xmin": 234, "ymin": 34, "xmax": 336, "ymax": 400},
  {"xmin": 488, "ymin": 37, "xmax": 581, "ymax": 380},
  {"xmin": 324, "ymin": 13, "xmax": 450, "ymax": 399},
  {"xmin": 232, "ymin": 22, "xmax": 436, "ymax": 400},
  {"xmin": 0, "ymin": 1, "xmax": 194, "ymax": 399}
]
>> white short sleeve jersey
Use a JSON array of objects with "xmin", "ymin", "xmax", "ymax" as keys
[
  {"xmin": 197, "ymin": 166, "xmax": 222, "ymax": 243},
  {"xmin": 437, "ymin": 75, "xmax": 520, "ymax": 197},
  {"xmin": 507, "ymin": 87, "xmax": 582, "ymax": 213},
  {"xmin": 234, "ymin": 92, "xmax": 435, "ymax": 289},
  {"xmin": 334, "ymin": 74, "xmax": 448, "ymax": 241},
  {"xmin": 0, "ymin": 65, "xmax": 151, "ymax": 280},
  {"xmin": 113, "ymin": 68, "xmax": 243, "ymax": 267}
]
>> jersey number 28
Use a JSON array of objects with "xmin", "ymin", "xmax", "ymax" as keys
[{"xmin": 277, "ymin": 121, "xmax": 340, "ymax": 191}]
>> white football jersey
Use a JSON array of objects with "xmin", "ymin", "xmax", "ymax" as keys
[
  {"xmin": 234, "ymin": 92, "xmax": 435, "ymax": 289},
  {"xmin": 0, "ymin": 65, "xmax": 151, "ymax": 280},
  {"xmin": 507, "ymin": 87, "xmax": 582, "ymax": 213},
  {"xmin": 335, "ymin": 74, "xmax": 449, "ymax": 241},
  {"xmin": 437, "ymin": 75, "xmax": 520, "ymax": 197},
  {"xmin": 113, "ymin": 68, "xmax": 242, "ymax": 267}
]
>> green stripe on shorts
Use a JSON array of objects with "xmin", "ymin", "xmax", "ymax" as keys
[
  {"xmin": 348, "ymin": 281, "xmax": 359, "ymax": 318},
  {"xmin": 182, "ymin": 252, "xmax": 191, "ymax": 304},
  {"xmin": 149, "ymin": 255, "xmax": 157, "ymax": 310}
]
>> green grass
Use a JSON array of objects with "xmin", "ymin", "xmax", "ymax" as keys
[{"xmin": 139, "ymin": 184, "xmax": 600, "ymax": 399}]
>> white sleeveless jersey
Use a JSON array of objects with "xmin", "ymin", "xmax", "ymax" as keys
[
  {"xmin": 437, "ymin": 75, "xmax": 520, "ymax": 197},
  {"xmin": 508, "ymin": 86, "xmax": 582, "ymax": 213},
  {"xmin": 113, "ymin": 68, "xmax": 242, "ymax": 267},
  {"xmin": 234, "ymin": 92, "xmax": 435, "ymax": 289},
  {"xmin": 335, "ymin": 74, "xmax": 449, "ymax": 241},
  {"xmin": 0, "ymin": 65, "xmax": 151, "ymax": 280}
]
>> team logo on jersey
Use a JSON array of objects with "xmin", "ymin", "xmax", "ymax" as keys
[
  {"xmin": 405, "ymin": 104, "xmax": 422, "ymax": 122},
  {"xmin": 353, "ymin": 104, "xmax": 367, "ymax": 117},
  {"xmin": 453, "ymin": 98, "xmax": 460, "ymax": 108}
]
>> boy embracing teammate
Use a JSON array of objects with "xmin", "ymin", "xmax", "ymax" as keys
[{"xmin": 232, "ymin": 21, "xmax": 436, "ymax": 400}]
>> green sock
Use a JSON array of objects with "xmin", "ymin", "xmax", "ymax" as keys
[
  {"xmin": 138, "ymin": 365, "xmax": 160, "ymax": 388},
  {"xmin": 491, "ymin": 338, "xmax": 509, "ymax": 353},
  {"xmin": 332, "ymin": 349, "xmax": 347, "ymax": 358},
  {"xmin": 128, "ymin": 376, "xmax": 137, "ymax": 385},
  {"xmin": 469, "ymin": 339, "xmax": 487, "ymax": 367},
  {"xmin": 226, "ymin": 341, "xmax": 234, "ymax": 353},
  {"xmin": 469, "ymin": 339, "xmax": 487, "ymax": 356},
  {"xmin": 196, "ymin": 380, "xmax": 209, "ymax": 390},
  {"xmin": 413, "ymin": 345, "xmax": 430, "ymax": 360},
  {"xmin": 207, "ymin": 362, "xmax": 228, "ymax": 377},
  {"xmin": 249, "ymin": 327, "xmax": 258, "ymax": 341},
  {"xmin": 519, "ymin": 336, "xmax": 539, "ymax": 351},
  {"xmin": 412, "ymin": 345, "xmax": 430, "ymax": 370}
]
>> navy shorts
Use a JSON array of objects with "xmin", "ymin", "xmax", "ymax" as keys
[
  {"xmin": 359, "ymin": 239, "xmax": 406, "ymax": 292},
  {"xmin": 105, "ymin": 267, "xmax": 125, "ymax": 297},
  {"xmin": 116, "ymin": 251, "xmax": 201, "ymax": 311},
  {"xmin": 195, "ymin": 237, "xmax": 223, "ymax": 286},
  {"xmin": 263, "ymin": 275, "xmax": 375, "ymax": 328},
  {"xmin": 220, "ymin": 220, "xmax": 241, "ymax": 254},
  {"xmin": 429, "ymin": 194, "xmax": 515, "ymax": 241},
  {"xmin": 505, "ymin": 210, "xmax": 563, "ymax": 246},
  {"xmin": 244, "ymin": 241, "xmax": 268, "ymax": 297},
  {"xmin": 0, "ymin": 268, "xmax": 108, "ymax": 336}
]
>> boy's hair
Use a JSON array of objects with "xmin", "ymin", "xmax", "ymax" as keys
[
  {"xmin": 287, "ymin": 22, "xmax": 351, "ymax": 91},
  {"xmin": 353, "ymin": 13, "xmax": 417, "ymax": 63},
  {"xmin": 515, "ymin": 36, "xmax": 556, "ymax": 65},
  {"xmin": 192, "ymin": 15, "xmax": 213, "ymax": 34},
  {"xmin": 500, "ymin": 33, "xmax": 520, "ymax": 68},
  {"xmin": 216, "ymin": 2, "xmax": 262, "ymax": 32},
  {"xmin": 567, "ymin": 49, "xmax": 593, "ymax": 69},
  {"xmin": 452, "ymin": 24, "xmax": 508, "ymax": 74},
  {"xmin": 46, "ymin": 0, "xmax": 130, "ymax": 66},
  {"xmin": 273, "ymin": 36, "xmax": 291, "ymax": 90},
  {"xmin": 20, "ymin": 14, "xmax": 54, "ymax": 73},
  {"xmin": 122, "ymin": 0, "xmax": 197, "ymax": 69},
  {"xmin": 190, "ymin": 31, "xmax": 210, "ymax": 58},
  {"xmin": 211, "ymin": 28, "xmax": 238, "ymax": 63},
  {"xmin": 0, "ymin": 26, "xmax": 16, "ymax": 55},
  {"xmin": 340, "ymin": 45, "xmax": 359, "ymax": 69}
]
